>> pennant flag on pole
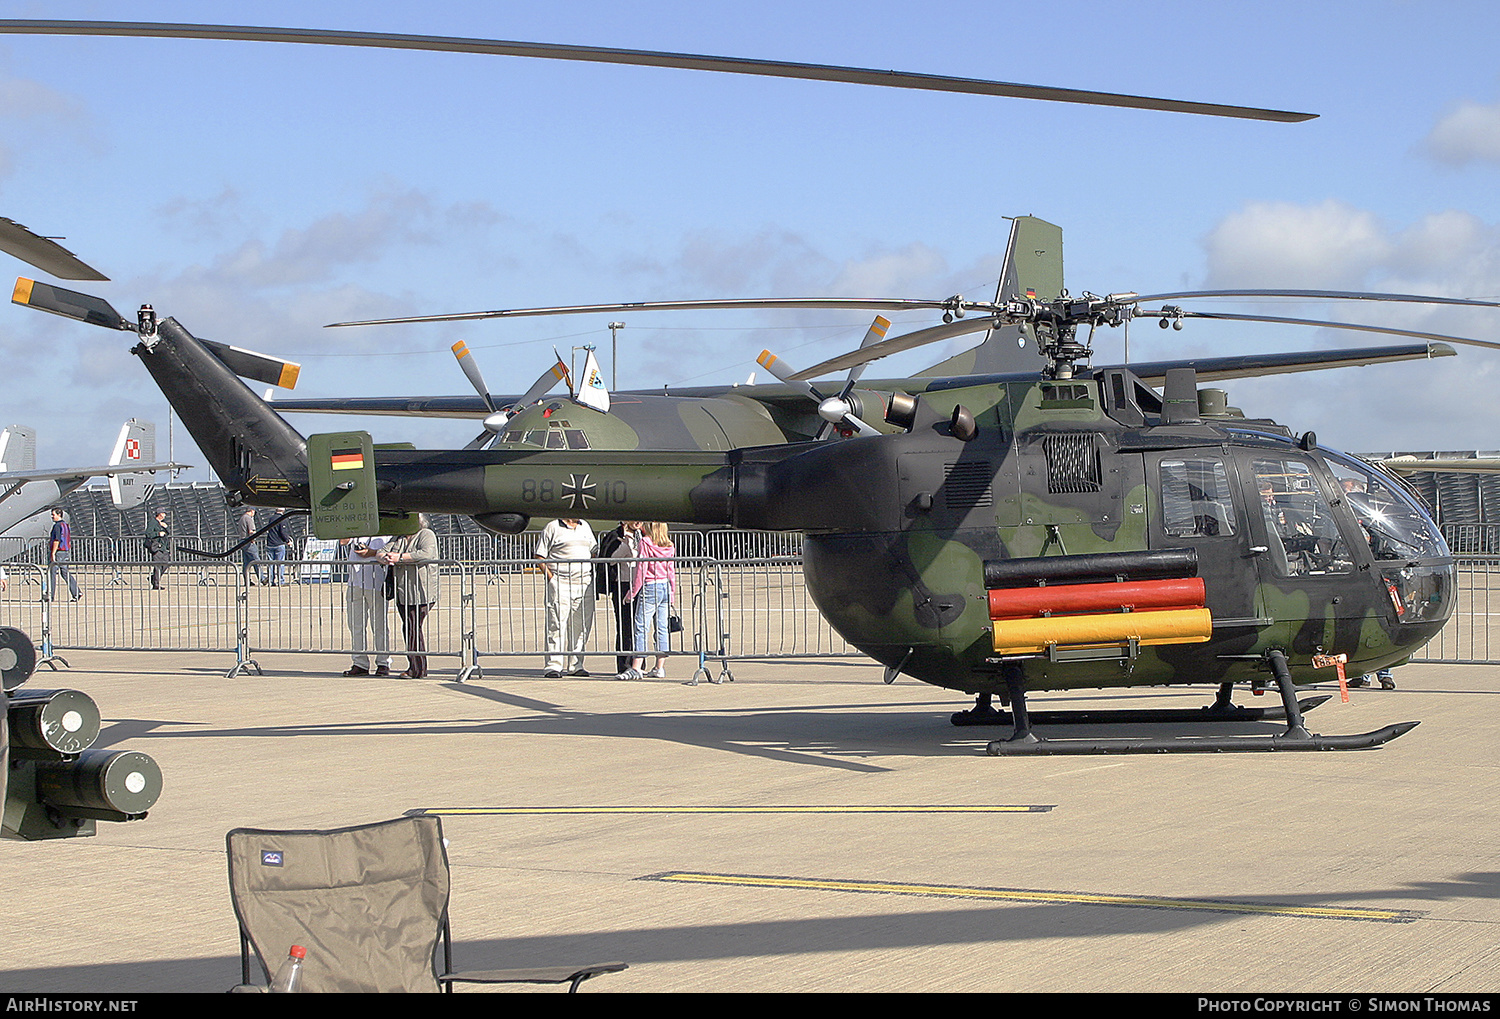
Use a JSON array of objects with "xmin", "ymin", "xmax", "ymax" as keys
[{"xmin": 576, "ymin": 348, "xmax": 611, "ymax": 412}]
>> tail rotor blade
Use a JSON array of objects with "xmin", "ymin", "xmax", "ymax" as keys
[{"xmin": 12, "ymin": 277, "xmax": 127, "ymax": 330}]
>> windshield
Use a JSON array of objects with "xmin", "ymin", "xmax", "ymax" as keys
[{"xmin": 1320, "ymin": 448, "xmax": 1449, "ymax": 561}]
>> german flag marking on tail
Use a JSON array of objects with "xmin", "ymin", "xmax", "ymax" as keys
[{"xmin": 330, "ymin": 447, "xmax": 365, "ymax": 471}]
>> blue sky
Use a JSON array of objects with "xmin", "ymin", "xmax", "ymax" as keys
[{"xmin": 1, "ymin": 0, "xmax": 1498, "ymax": 475}]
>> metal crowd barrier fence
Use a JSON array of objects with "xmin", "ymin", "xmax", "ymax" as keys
[
  {"xmin": 1442, "ymin": 525, "xmax": 1500, "ymax": 556},
  {"xmin": 0, "ymin": 563, "xmax": 49, "ymax": 663},
  {"xmin": 16, "ymin": 553, "xmax": 855, "ymax": 680},
  {"xmin": 1408, "ymin": 557, "xmax": 1500, "ymax": 665}
]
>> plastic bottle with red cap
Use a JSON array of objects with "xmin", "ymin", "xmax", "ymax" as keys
[{"xmin": 269, "ymin": 944, "xmax": 306, "ymax": 992}]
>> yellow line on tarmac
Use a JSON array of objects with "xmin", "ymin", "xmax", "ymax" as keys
[
  {"xmin": 646, "ymin": 872, "xmax": 1420, "ymax": 923},
  {"xmin": 416, "ymin": 804, "xmax": 1053, "ymax": 815}
]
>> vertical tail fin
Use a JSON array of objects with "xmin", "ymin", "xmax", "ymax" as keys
[
  {"xmin": 10, "ymin": 278, "xmax": 309, "ymax": 507},
  {"xmin": 133, "ymin": 318, "xmax": 309, "ymax": 506},
  {"xmin": 107, "ymin": 419, "xmax": 156, "ymax": 510},
  {"xmin": 0, "ymin": 425, "xmax": 36, "ymax": 472},
  {"xmin": 916, "ymin": 215, "xmax": 1064, "ymax": 377}
]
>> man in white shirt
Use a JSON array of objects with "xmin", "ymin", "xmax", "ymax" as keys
[
  {"xmin": 534, "ymin": 518, "xmax": 596, "ymax": 677},
  {"xmin": 340, "ymin": 535, "xmax": 391, "ymax": 676}
]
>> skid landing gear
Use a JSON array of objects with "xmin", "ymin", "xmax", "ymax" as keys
[
  {"xmin": 979, "ymin": 653, "xmax": 1419, "ymax": 756},
  {"xmin": 952, "ymin": 685, "xmax": 1331, "ymax": 727}
]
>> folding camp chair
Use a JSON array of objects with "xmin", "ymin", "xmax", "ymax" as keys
[{"xmin": 226, "ymin": 815, "xmax": 627, "ymax": 992}]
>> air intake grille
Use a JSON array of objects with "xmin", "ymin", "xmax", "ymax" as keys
[
  {"xmin": 1044, "ymin": 432, "xmax": 1102, "ymax": 494},
  {"xmin": 944, "ymin": 461, "xmax": 994, "ymax": 510}
]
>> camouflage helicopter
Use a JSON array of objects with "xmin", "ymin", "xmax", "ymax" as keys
[
  {"xmin": 15, "ymin": 264, "xmax": 1500, "ymax": 756},
  {"xmin": 9, "ymin": 19, "xmax": 1499, "ymax": 755}
]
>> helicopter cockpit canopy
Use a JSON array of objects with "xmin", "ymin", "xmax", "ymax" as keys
[
  {"xmin": 1323, "ymin": 446, "xmax": 1453, "ymax": 626},
  {"xmin": 1319, "ymin": 448, "xmax": 1449, "ymax": 561}
]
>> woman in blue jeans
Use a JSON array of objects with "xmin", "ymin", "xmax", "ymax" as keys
[{"xmin": 618, "ymin": 523, "xmax": 676, "ymax": 681}]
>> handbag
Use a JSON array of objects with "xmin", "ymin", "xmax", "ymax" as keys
[
  {"xmin": 668, "ymin": 612, "xmax": 683, "ymax": 634},
  {"xmin": 383, "ymin": 538, "xmax": 399, "ymax": 600}
]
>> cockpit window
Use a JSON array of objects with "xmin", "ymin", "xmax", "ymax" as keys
[
  {"xmin": 1321, "ymin": 450, "xmax": 1449, "ymax": 560},
  {"xmin": 1252, "ymin": 456, "xmax": 1355, "ymax": 575},
  {"xmin": 1159, "ymin": 458, "xmax": 1237, "ymax": 537}
]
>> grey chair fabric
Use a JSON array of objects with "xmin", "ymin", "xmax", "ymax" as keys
[{"xmin": 226, "ymin": 815, "xmax": 626, "ymax": 992}]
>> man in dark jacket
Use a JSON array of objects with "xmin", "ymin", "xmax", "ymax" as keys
[
  {"xmin": 597, "ymin": 521, "xmax": 639, "ymax": 674},
  {"xmin": 146, "ymin": 509, "xmax": 170, "ymax": 590},
  {"xmin": 265, "ymin": 512, "xmax": 291, "ymax": 585},
  {"xmin": 48, "ymin": 508, "xmax": 81, "ymax": 602}
]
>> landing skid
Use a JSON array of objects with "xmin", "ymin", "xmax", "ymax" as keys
[
  {"xmin": 976, "ymin": 653, "xmax": 1419, "ymax": 756},
  {"xmin": 952, "ymin": 693, "xmax": 1332, "ymax": 727},
  {"xmin": 984, "ymin": 721, "xmax": 1419, "ymax": 755}
]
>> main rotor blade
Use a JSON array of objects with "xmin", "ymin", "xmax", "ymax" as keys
[
  {"xmin": 787, "ymin": 316, "xmax": 997, "ymax": 380},
  {"xmin": 0, "ymin": 21, "xmax": 1316, "ymax": 122},
  {"xmin": 1117, "ymin": 342, "xmax": 1454, "ymax": 384},
  {"xmin": 1377, "ymin": 456, "xmax": 1500, "ymax": 475},
  {"xmin": 1138, "ymin": 309, "xmax": 1500, "ymax": 350},
  {"xmin": 1135, "ymin": 289, "xmax": 1500, "ymax": 309},
  {"xmin": 0, "ymin": 219, "xmax": 107, "ymax": 281},
  {"xmin": 326, "ymin": 297, "xmax": 997, "ymax": 329}
]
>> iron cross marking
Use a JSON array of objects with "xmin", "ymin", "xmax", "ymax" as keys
[{"xmin": 561, "ymin": 473, "xmax": 597, "ymax": 511}]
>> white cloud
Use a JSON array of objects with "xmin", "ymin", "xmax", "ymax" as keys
[
  {"xmin": 1202, "ymin": 200, "xmax": 1393, "ymax": 289},
  {"xmin": 827, "ymin": 243, "xmax": 949, "ymax": 295},
  {"xmin": 0, "ymin": 74, "xmax": 85, "ymax": 122},
  {"xmin": 1424, "ymin": 100, "xmax": 1500, "ymax": 166},
  {"xmin": 0, "ymin": 70, "xmax": 97, "ymax": 182},
  {"xmin": 1387, "ymin": 209, "xmax": 1490, "ymax": 276},
  {"xmin": 665, "ymin": 228, "xmax": 832, "ymax": 295}
]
